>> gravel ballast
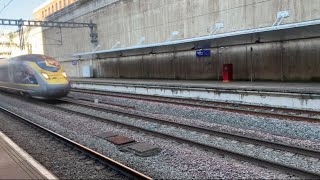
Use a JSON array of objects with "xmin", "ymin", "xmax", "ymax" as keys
[
  {"xmin": 0, "ymin": 112, "xmax": 126, "ymax": 179},
  {"xmin": 69, "ymin": 91, "xmax": 320, "ymax": 150},
  {"xmin": 58, "ymin": 103, "xmax": 320, "ymax": 174},
  {"xmin": 0, "ymin": 92, "xmax": 296, "ymax": 179}
]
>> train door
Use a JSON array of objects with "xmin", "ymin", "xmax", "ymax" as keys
[
  {"xmin": 8, "ymin": 60, "xmax": 15, "ymax": 83},
  {"xmin": 0, "ymin": 60, "xmax": 9, "ymax": 82}
]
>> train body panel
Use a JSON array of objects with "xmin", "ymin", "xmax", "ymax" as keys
[{"xmin": 0, "ymin": 54, "xmax": 70, "ymax": 99}]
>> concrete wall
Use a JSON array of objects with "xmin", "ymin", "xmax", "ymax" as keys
[
  {"xmin": 66, "ymin": 38, "xmax": 320, "ymax": 81},
  {"xmin": 37, "ymin": 0, "xmax": 320, "ymax": 81}
]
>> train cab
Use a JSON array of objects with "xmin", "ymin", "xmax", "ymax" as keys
[{"xmin": 0, "ymin": 54, "xmax": 70, "ymax": 99}]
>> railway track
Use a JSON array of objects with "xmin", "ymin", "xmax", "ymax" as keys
[
  {"xmin": 70, "ymin": 89, "xmax": 320, "ymax": 123},
  {"xmin": 0, "ymin": 106, "xmax": 152, "ymax": 180},
  {"xmin": 53, "ymin": 97, "xmax": 320, "ymax": 179}
]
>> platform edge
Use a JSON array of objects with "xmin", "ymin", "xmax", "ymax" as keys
[{"xmin": 0, "ymin": 131, "xmax": 58, "ymax": 180}]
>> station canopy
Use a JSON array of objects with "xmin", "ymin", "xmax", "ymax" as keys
[{"xmin": 74, "ymin": 19, "xmax": 320, "ymax": 58}]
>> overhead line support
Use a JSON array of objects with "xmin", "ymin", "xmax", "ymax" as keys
[{"xmin": 0, "ymin": 18, "xmax": 98, "ymax": 48}]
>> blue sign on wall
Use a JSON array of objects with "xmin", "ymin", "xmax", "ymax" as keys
[
  {"xmin": 196, "ymin": 49, "xmax": 211, "ymax": 57},
  {"xmin": 72, "ymin": 60, "xmax": 78, "ymax": 65}
]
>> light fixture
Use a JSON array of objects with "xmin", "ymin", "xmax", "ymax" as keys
[
  {"xmin": 62, "ymin": 72, "xmax": 67, "ymax": 78},
  {"xmin": 41, "ymin": 72, "xmax": 50, "ymax": 80}
]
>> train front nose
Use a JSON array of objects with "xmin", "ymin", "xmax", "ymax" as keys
[{"xmin": 46, "ymin": 83, "xmax": 71, "ymax": 98}]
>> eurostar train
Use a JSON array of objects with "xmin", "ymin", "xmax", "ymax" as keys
[{"xmin": 0, "ymin": 54, "xmax": 70, "ymax": 99}]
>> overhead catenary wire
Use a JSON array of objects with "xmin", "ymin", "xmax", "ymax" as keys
[{"xmin": 0, "ymin": 0, "xmax": 13, "ymax": 15}]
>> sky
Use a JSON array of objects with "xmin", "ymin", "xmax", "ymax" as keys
[{"xmin": 0, "ymin": 0, "xmax": 47, "ymax": 32}]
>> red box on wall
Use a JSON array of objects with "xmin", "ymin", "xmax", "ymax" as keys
[{"xmin": 223, "ymin": 64, "xmax": 233, "ymax": 82}]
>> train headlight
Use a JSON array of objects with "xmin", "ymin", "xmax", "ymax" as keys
[
  {"xmin": 41, "ymin": 73, "xmax": 50, "ymax": 80},
  {"xmin": 62, "ymin": 72, "xmax": 67, "ymax": 78}
]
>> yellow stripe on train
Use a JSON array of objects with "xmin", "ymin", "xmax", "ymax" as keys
[{"xmin": 29, "ymin": 62, "xmax": 68, "ymax": 84}]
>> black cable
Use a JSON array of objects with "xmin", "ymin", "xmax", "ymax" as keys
[{"xmin": 0, "ymin": 0, "xmax": 14, "ymax": 15}]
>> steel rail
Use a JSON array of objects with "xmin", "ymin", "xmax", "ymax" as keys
[
  {"xmin": 61, "ymin": 98, "xmax": 320, "ymax": 158},
  {"xmin": 0, "ymin": 106, "xmax": 152, "ymax": 180},
  {"xmin": 50, "ymin": 99, "xmax": 320, "ymax": 179},
  {"xmin": 70, "ymin": 96, "xmax": 135, "ymax": 109},
  {"xmin": 71, "ymin": 89, "xmax": 320, "ymax": 123}
]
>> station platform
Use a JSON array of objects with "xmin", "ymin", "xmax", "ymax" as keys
[
  {"xmin": 70, "ymin": 78, "xmax": 320, "ymax": 111},
  {"xmin": 0, "ymin": 131, "xmax": 57, "ymax": 179},
  {"xmin": 70, "ymin": 78, "xmax": 320, "ymax": 94}
]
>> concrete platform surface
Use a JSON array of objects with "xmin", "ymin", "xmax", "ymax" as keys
[
  {"xmin": 0, "ymin": 131, "xmax": 57, "ymax": 180},
  {"xmin": 71, "ymin": 78, "xmax": 320, "ymax": 94},
  {"xmin": 71, "ymin": 78, "xmax": 320, "ymax": 111}
]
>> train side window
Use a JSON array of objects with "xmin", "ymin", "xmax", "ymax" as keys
[
  {"xmin": 13, "ymin": 64, "xmax": 24, "ymax": 84},
  {"xmin": 36, "ymin": 59, "xmax": 60, "ymax": 72},
  {"xmin": 13, "ymin": 64, "xmax": 38, "ymax": 85}
]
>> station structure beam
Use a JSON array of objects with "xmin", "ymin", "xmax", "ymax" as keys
[
  {"xmin": 0, "ymin": 18, "xmax": 95, "ymax": 28},
  {"xmin": 0, "ymin": 18, "xmax": 98, "ymax": 48}
]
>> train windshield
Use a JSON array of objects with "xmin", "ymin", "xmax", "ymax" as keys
[{"xmin": 36, "ymin": 57, "xmax": 61, "ymax": 72}]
